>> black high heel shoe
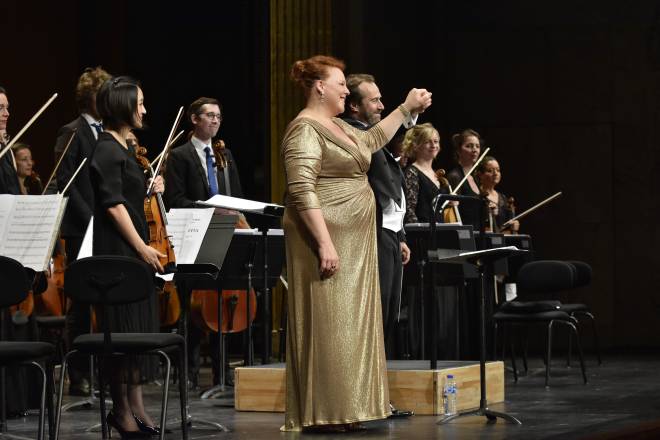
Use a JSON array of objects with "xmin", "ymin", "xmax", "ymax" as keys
[
  {"xmin": 134, "ymin": 415, "xmax": 172, "ymax": 435},
  {"xmin": 106, "ymin": 411, "xmax": 151, "ymax": 439}
]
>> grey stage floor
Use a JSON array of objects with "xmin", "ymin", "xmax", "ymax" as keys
[{"xmin": 6, "ymin": 353, "xmax": 660, "ymax": 439}]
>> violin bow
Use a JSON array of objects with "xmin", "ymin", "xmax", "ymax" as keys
[
  {"xmin": 500, "ymin": 191, "xmax": 562, "ymax": 229},
  {"xmin": 440, "ymin": 147, "xmax": 491, "ymax": 210},
  {"xmin": 149, "ymin": 130, "xmax": 184, "ymax": 168},
  {"xmin": 147, "ymin": 107, "xmax": 184, "ymax": 196},
  {"xmin": 61, "ymin": 158, "xmax": 88, "ymax": 195},
  {"xmin": 41, "ymin": 129, "xmax": 77, "ymax": 195},
  {"xmin": 0, "ymin": 93, "xmax": 58, "ymax": 160}
]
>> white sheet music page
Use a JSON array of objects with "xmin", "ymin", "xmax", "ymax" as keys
[
  {"xmin": 166, "ymin": 208, "xmax": 214, "ymax": 264},
  {"xmin": 199, "ymin": 194, "xmax": 282, "ymax": 213},
  {"xmin": 77, "ymin": 217, "xmax": 93, "ymax": 260},
  {"xmin": 0, "ymin": 194, "xmax": 67, "ymax": 271}
]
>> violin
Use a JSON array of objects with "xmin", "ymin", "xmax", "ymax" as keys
[
  {"xmin": 132, "ymin": 141, "xmax": 177, "ymax": 273},
  {"xmin": 190, "ymin": 137, "xmax": 256, "ymax": 334},
  {"xmin": 34, "ymin": 238, "xmax": 67, "ymax": 317},
  {"xmin": 132, "ymin": 139, "xmax": 181, "ymax": 327},
  {"xmin": 436, "ymin": 168, "xmax": 461, "ymax": 224}
]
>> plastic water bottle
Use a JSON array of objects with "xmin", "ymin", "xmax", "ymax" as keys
[{"xmin": 444, "ymin": 374, "xmax": 457, "ymax": 416}]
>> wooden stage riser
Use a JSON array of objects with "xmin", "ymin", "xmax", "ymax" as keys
[{"xmin": 235, "ymin": 361, "xmax": 504, "ymax": 415}]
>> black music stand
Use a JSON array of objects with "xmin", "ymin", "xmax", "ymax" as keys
[
  {"xmin": 200, "ymin": 228, "xmax": 285, "ymax": 400},
  {"xmin": 429, "ymin": 246, "xmax": 525, "ymax": 425},
  {"xmin": 196, "ymin": 198, "xmax": 284, "ymax": 367},
  {"xmin": 172, "ymin": 214, "xmax": 236, "ymax": 433}
]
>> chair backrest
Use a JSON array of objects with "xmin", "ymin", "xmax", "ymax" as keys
[
  {"xmin": 0, "ymin": 256, "xmax": 30, "ymax": 308},
  {"xmin": 566, "ymin": 260, "xmax": 592, "ymax": 289},
  {"xmin": 64, "ymin": 256, "xmax": 154, "ymax": 306},
  {"xmin": 517, "ymin": 260, "xmax": 575, "ymax": 294}
]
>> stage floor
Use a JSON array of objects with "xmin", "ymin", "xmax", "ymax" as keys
[{"xmin": 10, "ymin": 353, "xmax": 660, "ymax": 439}]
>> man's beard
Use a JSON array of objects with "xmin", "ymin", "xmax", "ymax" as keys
[{"xmin": 367, "ymin": 113, "xmax": 381, "ymax": 125}]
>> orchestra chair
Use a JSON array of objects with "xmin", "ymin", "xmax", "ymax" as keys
[
  {"xmin": 561, "ymin": 261, "xmax": 601, "ymax": 366},
  {"xmin": 510, "ymin": 261, "xmax": 600, "ymax": 369},
  {"xmin": 54, "ymin": 256, "xmax": 188, "ymax": 440},
  {"xmin": 0, "ymin": 256, "xmax": 55, "ymax": 440},
  {"xmin": 492, "ymin": 260, "xmax": 587, "ymax": 387}
]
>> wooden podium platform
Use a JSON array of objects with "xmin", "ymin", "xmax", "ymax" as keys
[{"xmin": 235, "ymin": 360, "xmax": 504, "ymax": 415}]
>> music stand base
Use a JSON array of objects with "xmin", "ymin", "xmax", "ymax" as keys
[
  {"xmin": 168, "ymin": 416, "xmax": 230, "ymax": 432},
  {"xmin": 0, "ymin": 433, "xmax": 37, "ymax": 440},
  {"xmin": 61, "ymin": 396, "xmax": 112, "ymax": 412},
  {"xmin": 437, "ymin": 406, "xmax": 521, "ymax": 425},
  {"xmin": 200, "ymin": 384, "xmax": 234, "ymax": 400}
]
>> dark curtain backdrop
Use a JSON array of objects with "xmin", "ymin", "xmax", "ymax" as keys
[
  {"xmin": 4, "ymin": 0, "xmax": 660, "ymax": 349},
  {"xmin": 2, "ymin": 1, "xmax": 269, "ymax": 200},
  {"xmin": 334, "ymin": 0, "xmax": 660, "ymax": 349}
]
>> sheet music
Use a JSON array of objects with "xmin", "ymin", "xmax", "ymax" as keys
[
  {"xmin": 0, "ymin": 194, "xmax": 67, "ymax": 271},
  {"xmin": 77, "ymin": 217, "xmax": 93, "ymax": 260},
  {"xmin": 166, "ymin": 208, "xmax": 214, "ymax": 264},
  {"xmin": 199, "ymin": 194, "xmax": 283, "ymax": 213}
]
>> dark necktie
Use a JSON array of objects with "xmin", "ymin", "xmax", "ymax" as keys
[
  {"xmin": 204, "ymin": 146, "xmax": 219, "ymax": 197},
  {"xmin": 91, "ymin": 122, "xmax": 103, "ymax": 137}
]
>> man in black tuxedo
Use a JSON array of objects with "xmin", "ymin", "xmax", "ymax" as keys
[
  {"xmin": 165, "ymin": 97, "xmax": 243, "ymax": 208},
  {"xmin": 164, "ymin": 96, "xmax": 243, "ymax": 387},
  {"xmin": 343, "ymin": 74, "xmax": 411, "ymax": 358},
  {"xmin": 54, "ymin": 67, "xmax": 111, "ymax": 395},
  {"xmin": 343, "ymin": 74, "xmax": 413, "ymax": 417},
  {"xmin": 0, "ymin": 86, "xmax": 20, "ymax": 195}
]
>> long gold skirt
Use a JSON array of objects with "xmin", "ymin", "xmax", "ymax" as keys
[{"xmin": 282, "ymin": 175, "xmax": 390, "ymax": 430}]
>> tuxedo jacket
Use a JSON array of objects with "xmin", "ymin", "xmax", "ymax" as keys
[
  {"xmin": 343, "ymin": 117, "xmax": 405, "ymax": 241},
  {"xmin": 55, "ymin": 116, "xmax": 97, "ymax": 238},
  {"xmin": 164, "ymin": 140, "xmax": 243, "ymax": 209}
]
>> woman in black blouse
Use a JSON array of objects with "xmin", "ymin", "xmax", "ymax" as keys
[
  {"xmin": 447, "ymin": 129, "xmax": 483, "ymax": 226},
  {"xmin": 402, "ymin": 123, "xmax": 449, "ymax": 224},
  {"xmin": 90, "ymin": 76, "xmax": 165, "ymax": 437},
  {"xmin": 475, "ymin": 155, "xmax": 519, "ymax": 233}
]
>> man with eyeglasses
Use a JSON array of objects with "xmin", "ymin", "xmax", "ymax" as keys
[
  {"xmin": 165, "ymin": 97, "xmax": 243, "ymax": 210},
  {"xmin": 164, "ymin": 96, "xmax": 244, "ymax": 388}
]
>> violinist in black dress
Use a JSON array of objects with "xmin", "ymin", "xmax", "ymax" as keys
[
  {"xmin": 446, "ymin": 129, "xmax": 483, "ymax": 227},
  {"xmin": 89, "ymin": 76, "xmax": 165, "ymax": 437}
]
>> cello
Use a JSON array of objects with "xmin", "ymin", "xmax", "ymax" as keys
[{"xmin": 190, "ymin": 139, "xmax": 257, "ymax": 334}]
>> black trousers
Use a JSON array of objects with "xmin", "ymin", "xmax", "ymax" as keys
[
  {"xmin": 377, "ymin": 229, "xmax": 403, "ymax": 359},
  {"xmin": 64, "ymin": 237, "xmax": 91, "ymax": 383}
]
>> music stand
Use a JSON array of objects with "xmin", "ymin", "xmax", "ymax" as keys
[
  {"xmin": 200, "ymin": 228, "xmax": 285, "ymax": 401},
  {"xmin": 429, "ymin": 246, "xmax": 526, "ymax": 425},
  {"xmin": 172, "ymin": 214, "xmax": 236, "ymax": 433}
]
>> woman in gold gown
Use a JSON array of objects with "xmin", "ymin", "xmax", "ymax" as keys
[{"xmin": 281, "ymin": 55, "xmax": 432, "ymax": 431}]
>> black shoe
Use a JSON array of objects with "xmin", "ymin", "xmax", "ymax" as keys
[
  {"xmin": 68, "ymin": 378, "xmax": 90, "ymax": 396},
  {"xmin": 106, "ymin": 411, "xmax": 151, "ymax": 439},
  {"xmin": 389, "ymin": 403, "xmax": 414, "ymax": 418},
  {"xmin": 134, "ymin": 415, "xmax": 172, "ymax": 435}
]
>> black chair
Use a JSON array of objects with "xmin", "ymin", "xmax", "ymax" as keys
[
  {"xmin": 561, "ymin": 261, "xmax": 601, "ymax": 366},
  {"xmin": 0, "ymin": 256, "xmax": 55, "ymax": 440},
  {"xmin": 493, "ymin": 260, "xmax": 587, "ymax": 386},
  {"xmin": 54, "ymin": 256, "xmax": 188, "ymax": 440}
]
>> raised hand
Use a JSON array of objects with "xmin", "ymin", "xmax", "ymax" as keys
[{"xmin": 403, "ymin": 88, "xmax": 433, "ymax": 115}]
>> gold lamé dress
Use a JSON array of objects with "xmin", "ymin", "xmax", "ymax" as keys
[{"xmin": 281, "ymin": 117, "xmax": 391, "ymax": 430}]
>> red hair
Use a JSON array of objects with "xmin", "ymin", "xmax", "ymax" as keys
[{"xmin": 290, "ymin": 55, "xmax": 345, "ymax": 96}]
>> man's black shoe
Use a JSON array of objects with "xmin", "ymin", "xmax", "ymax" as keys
[
  {"xmin": 389, "ymin": 403, "xmax": 413, "ymax": 418},
  {"xmin": 68, "ymin": 378, "xmax": 91, "ymax": 396}
]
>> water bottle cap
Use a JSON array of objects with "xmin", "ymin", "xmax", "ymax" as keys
[{"xmin": 447, "ymin": 374, "xmax": 454, "ymax": 379}]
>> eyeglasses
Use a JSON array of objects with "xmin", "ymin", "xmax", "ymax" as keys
[{"xmin": 200, "ymin": 112, "xmax": 222, "ymax": 121}]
